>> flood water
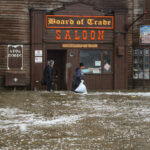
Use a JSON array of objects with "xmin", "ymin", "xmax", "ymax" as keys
[{"xmin": 0, "ymin": 91, "xmax": 150, "ymax": 150}]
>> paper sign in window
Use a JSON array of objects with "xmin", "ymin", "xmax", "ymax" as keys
[
  {"xmin": 104, "ymin": 63, "xmax": 111, "ymax": 71},
  {"xmin": 95, "ymin": 61, "xmax": 101, "ymax": 66},
  {"xmin": 93, "ymin": 68, "xmax": 100, "ymax": 74}
]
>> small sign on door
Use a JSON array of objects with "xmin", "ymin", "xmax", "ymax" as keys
[
  {"xmin": 35, "ymin": 57, "xmax": 42, "ymax": 63},
  {"xmin": 35, "ymin": 50, "xmax": 42, "ymax": 56}
]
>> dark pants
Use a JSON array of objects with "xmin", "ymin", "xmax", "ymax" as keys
[
  {"xmin": 47, "ymin": 82, "xmax": 52, "ymax": 91},
  {"xmin": 72, "ymin": 82, "xmax": 80, "ymax": 91}
]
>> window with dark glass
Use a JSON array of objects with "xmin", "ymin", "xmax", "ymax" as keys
[
  {"xmin": 133, "ymin": 48, "xmax": 149, "ymax": 79},
  {"xmin": 80, "ymin": 50, "xmax": 112, "ymax": 74}
]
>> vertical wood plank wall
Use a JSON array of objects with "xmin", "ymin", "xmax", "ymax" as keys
[
  {"xmin": 114, "ymin": 12, "xmax": 128, "ymax": 89},
  {"xmin": 31, "ymin": 10, "xmax": 45, "ymax": 90}
]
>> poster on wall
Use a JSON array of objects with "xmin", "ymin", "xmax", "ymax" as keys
[
  {"xmin": 140, "ymin": 25, "xmax": 150, "ymax": 44},
  {"xmin": 7, "ymin": 45, "xmax": 23, "ymax": 70}
]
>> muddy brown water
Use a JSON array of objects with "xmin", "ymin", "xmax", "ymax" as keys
[{"xmin": 0, "ymin": 91, "xmax": 150, "ymax": 150}]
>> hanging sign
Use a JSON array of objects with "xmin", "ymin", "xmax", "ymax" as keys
[
  {"xmin": 62, "ymin": 44, "xmax": 98, "ymax": 48},
  {"xmin": 46, "ymin": 15, "xmax": 114, "ymax": 29},
  {"xmin": 45, "ymin": 15, "xmax": 114, "ymax": 43},
  {"xmin": 7, "ymin": 45, "xmax": 23, "ymax": 70}
]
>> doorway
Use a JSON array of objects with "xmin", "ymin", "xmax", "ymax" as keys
[{"xmin": 47, "ymin": 50, "xmax": 67, "ymax": 90}]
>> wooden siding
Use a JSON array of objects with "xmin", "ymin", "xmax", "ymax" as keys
[
  {"xmin": 0, "ymin": 0, "xmax": 29, "ymax": 88},
  {"xmin": 114, "ymin": 12, "xmax": 128, "ymax": 89},
  {"xmin": 31, "ymin": 10, "xmax": 45, "ymax": 90},
  {"xmin": 144, "ymin": 0, "xmax": 150, "ymax": 12},
  {"xmin": 84, "ymin": 74, "xmax": 113, "ymax": 90}
]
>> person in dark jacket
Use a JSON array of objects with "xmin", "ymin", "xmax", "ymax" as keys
[
  {"xmin": 43, "ymin": 60, "xmax": 54, "ymax": 91},
  {"xmin": 72, "ymin": 63, "xmax": 84, "ymax": 91}
]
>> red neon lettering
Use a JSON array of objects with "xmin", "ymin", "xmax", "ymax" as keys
[
  {"xmin": 64, "ymin": 30, "xmax": 71, "ymax": 40},
  {"xmin": 74, "ymin": 30, "xmax": 80, "ymax": 40},
  {"xmin": 56, "ymin": 30, "xmax": 61, "ymax": 40},
  {"xmin": 82, "ymin": 30, "xmax": 87, "ymax": 40},
  {"xmin": 97, "ymin": 30, "xmax": 104, "ymax": 40},
  {"xmin": 90, "ymin": 30, "xmax": 95, "ymax": 40}
]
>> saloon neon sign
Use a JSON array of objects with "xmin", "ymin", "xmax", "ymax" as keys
[
  {"xmin": 56, "ymin": 30, "xmax": 104, "ymax": 41},
  {"xmin": 46, "ymin": 15, "xmax": 113, "ymax": 41}
]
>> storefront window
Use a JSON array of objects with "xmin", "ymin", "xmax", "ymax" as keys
[
  {"xmin": 133, "ymin": 48, "xmax": 150, "ymax": 79},
  {"xmin": 80, "ymin": 50, "xmax": 101, "ymax": 74},
  {"xmin": 80, "ymin": 50, "xmax": 112, "ymax": 74}
]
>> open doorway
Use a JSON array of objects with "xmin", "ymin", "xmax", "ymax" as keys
[{"xmin": 47, "ymin": 50, "xmax": 67, "ymax": 90}]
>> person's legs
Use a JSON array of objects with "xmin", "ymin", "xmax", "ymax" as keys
[
  {"xmin": 47, "ymin": 82, "xmax": 52, "ymax": 91},
  {"xmin": 47, "ymin": 85, "xmax": 50, "ymax": 91},
  {"xmin": 71, "ymin": 82, "xmax": 75, "ymax": 91},
  {"xmin": 72, "ymin": 83, "xmax": 79, "ymax": 92}
]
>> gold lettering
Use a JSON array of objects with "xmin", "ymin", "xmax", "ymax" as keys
[
  {"xmin": 66, "ymin": 20, "xmax": 69, "ymax": 24},
  {"xmin": 62, "ymin": 44, "xmax": 98, "ymax": 48},
  {"xmin": 87, "ymin": 19, "xmax": 94, "ymax": 25},
  {"xmin": 56, "ymin": 20, "xmax": 60, "ymax": 24},
  {"xmin": 48, "ymin": 18, "xmax": 75, "ymax": 25},
  {"xmin": 60, "ymin": 20, "xmax": 65, "ymax": 25},
  {"xmin": 108, "ymin": 21, "xmax": 111, "ymax": 25},
  {"xmin": 98, "ymin": 21, "xmax": 103, "ymax": 25},
  {"xmin": 94, "ymin": 20, "xmax": 98, "ymax": 25},
  {"xmin": 77, "ymin": 20, "xmax": 81, "ymax": 25},
  {"xmin": 81, "ymin": 19, "xmax": 84, "ymax": 25},
  {"xmin": 48, "ymin": 18, "xmax": 55, "ymax": 24},
  {"xmin": 70, "ymin": 19, "xmax": 74, "ymax": 25},
  {"xmin": 103, "ymin": 20, "xmax": 108, "ymax": 25}
]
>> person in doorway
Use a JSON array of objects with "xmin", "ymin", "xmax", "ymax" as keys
[
  {"xmin": 43, "ymin": 60, "xmax": 55, "ymax": 91},
  {"xmin": 72, "ymin": 63, "xmax": 84, "ymax": 91}
]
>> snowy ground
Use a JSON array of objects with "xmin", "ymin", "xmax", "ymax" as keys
[{"xmin": 0, "ymin": 91, "xmax": 150, "ymax": 150}]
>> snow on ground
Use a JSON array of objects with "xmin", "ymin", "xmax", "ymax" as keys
[
  {"xmin": 0, "ymin": 91, "xmax": 150, "ymax": 149},
  {"xmin": 53, "ymin": 90, "xmax": 150, "ymax": 97},
  {"xmin": 0, "ymin": 107, "xmax": 84, "ymax": 131},
  {"xmin": 1, "ymin": 91, "xmax": 150, "ymax": 132},
  {"xmin": 87, "ymin": 91, "xmax": 150, "ymax": 97}
]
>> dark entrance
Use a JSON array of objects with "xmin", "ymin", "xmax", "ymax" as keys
[{"xmin": 47, "ymin": 50, "xmax": 67, "ymax": 90}]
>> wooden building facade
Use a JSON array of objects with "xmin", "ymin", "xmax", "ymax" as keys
[{"xmin": 0, "ymin": 0, "xmax": 150, "ymax": 90}]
